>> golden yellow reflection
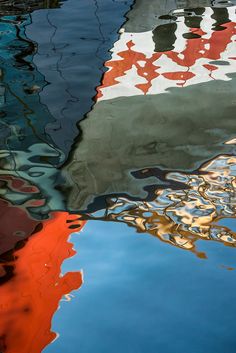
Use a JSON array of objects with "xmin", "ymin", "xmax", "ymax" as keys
[{"xmin": 91, "ymin": 153, "xmax": 236, "ymax": 257}]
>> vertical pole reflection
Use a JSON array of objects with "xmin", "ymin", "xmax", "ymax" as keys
[{"xmin": 0, "ymin": 212, "xmax": 86, "ymax": 353}]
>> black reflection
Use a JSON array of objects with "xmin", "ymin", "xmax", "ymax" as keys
[
  {"xmin": 212, "ymin": 7, "xmax": 230, "ymax": 30},
  {"xmin": 184, "ymin": 8, "xmax": 205, "ymax": 28},
  {"xmin": 153, "ymin": 23, "xmax": 177, "ymax": 52}
]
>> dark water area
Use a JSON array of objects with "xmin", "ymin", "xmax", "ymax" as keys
[{"xmin": 0, "ymin": 0, "xmax": 236, "ymax": 352}]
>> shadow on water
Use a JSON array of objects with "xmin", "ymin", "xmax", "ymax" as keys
[{"xmin": 0, "ymin": 0, "xmax": 236, "ymax": 352}]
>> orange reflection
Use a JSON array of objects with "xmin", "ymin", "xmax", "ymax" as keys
[{"xmin": 0, "ymin": 212, "xmax": 85, "ymax": 353}]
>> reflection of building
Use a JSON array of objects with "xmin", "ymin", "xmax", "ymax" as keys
[
  {"xmin": 65, "ymin": 1, "xmax": 236, "ymax": 212},
  {"xmin": 65, "ymin": 0, "xmax": 236, "ymax": 253}
]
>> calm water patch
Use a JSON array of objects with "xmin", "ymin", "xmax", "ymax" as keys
[{"xmin": 46, "ymin": 221, "xmax": 236, "ymax": 353}]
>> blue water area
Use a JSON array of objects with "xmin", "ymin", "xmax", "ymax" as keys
[
  {"xmin": 218, "ymin": 218, "xmax": 236, "ymax": 232},
  {"xmin": 45, "ymin": 221, "xmax": 236, "ymax": 353}
]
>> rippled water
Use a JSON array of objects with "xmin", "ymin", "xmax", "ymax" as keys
[{"xmin": 0, "ymin": 1, "xmax": 236, "ymax": 352}]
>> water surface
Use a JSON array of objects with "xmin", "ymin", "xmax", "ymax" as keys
[{"xmin": 0, "ymin": 1, "xmax": 236, "ymax": 352}]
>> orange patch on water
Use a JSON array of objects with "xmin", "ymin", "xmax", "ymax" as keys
[{"xmin": 0, "ymin": 212, "xmax": 86, "ymax": 353}]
